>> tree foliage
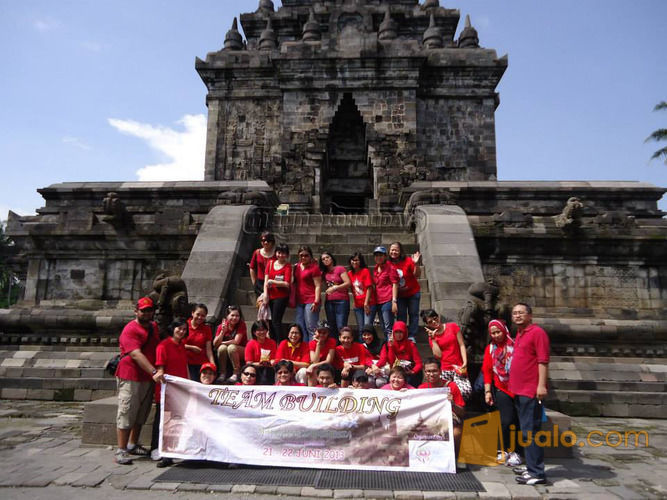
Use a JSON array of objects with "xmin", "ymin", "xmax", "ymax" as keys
[{"xmin": 646, "ymin": 101, "xmax": 667, "ymax": 164}]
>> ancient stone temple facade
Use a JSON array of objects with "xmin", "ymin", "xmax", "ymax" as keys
[{"xmin": 197, "ymin": 0, "xmax": 506, "ymax": 212}]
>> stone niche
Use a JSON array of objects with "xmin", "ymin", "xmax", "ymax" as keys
[{"xmin": 197, "ymin": 0, "xmax": 506, "ymax": 213}]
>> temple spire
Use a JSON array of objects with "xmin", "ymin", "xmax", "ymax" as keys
[
  {"xmin": 458, "ymin": 14, "xmax": 480, "ymax": 48},
  {"xmin": 422, "ymin": 0, "xmax": 440, "ymax": 9},
  {"xmin": 258, "ymin": 0, "xmax": 274, "ymax": 12},
  {"xmin": 258, "ymin": 17, "xmax": 278, "ymax": 51},
  {"xmin": 422, "ymin": 13, "xmax": 443, "ymax": 49},
  {"xmin": 378, "ymin": 6, "xmax": 398, "ymax": 41},
  {"xmin": 224, "ymin": 18, "xmax": 244, "ymax": 50},
  {"xmin": 302, "ymin": 9, "xmax": 321, "ymax": 42}
]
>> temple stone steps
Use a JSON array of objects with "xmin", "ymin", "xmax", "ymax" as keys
[{"xmin": 546, "ymin": 356, "xmax": 667, "ymax": 418}]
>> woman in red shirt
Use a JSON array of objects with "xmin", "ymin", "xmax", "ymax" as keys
[
  {"xmin": 372, "ymin": 246, "xmax": 398, "ymax": 339},
  {"xmin": 388, "ymin": 241, "xmax": 421, "ymax": 342},
  {"xmin": 249, "ymin": 231, "xmax": 276, "ymax": 297},
  {"xmin": 262, "ymin": 243, "xmax": 292, "ymax": 343},
  {"xmin": 293, "ymin": 246, "xmax": 322, "ymax": 342},
  {"xmin": 320, "ymin": 251, "xmax": 351, "ymax": 341},
  {"xmin": 151, "ymin": 319, "xmax": 189, "ymax": 467},
  {"xmin": 213, "ymin": 305, "xmax": 247, "ymax": 383},
  {"xmin": 422, "ymin": 308, "xmax": 472, "ymax": 401},
  {"xmin": 274, "ymin": 360, "xmax": 304, "ymax": 386},
  {"xmin": 244, "ymin": 320, "xmax": 277, "ymax": 385},
  {"xmin": 275, "ymin": 324, "xmax": 310, "ymax": 385},
  {"xmin": 482, "ymin": 319, "xmax": 520, "ymax": 466},
  {"xmin": 336, "ymin": 327, "xmax": 371, "ymax": 387},
  {"xmin": 185, "ymin": 304, "xmax": 215, "ymax": 381},
  {"xmin": 373, "ymin": 321, "xmax": 423, "ymax": 388},
  {"xmin": 348, "ymin": 252, "xmax": 376, "ymax": 342}
]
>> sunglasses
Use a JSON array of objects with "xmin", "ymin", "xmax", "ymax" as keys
[{"xmin": 242, "ymin": 372, "xmax": 257, "ymax": 377}]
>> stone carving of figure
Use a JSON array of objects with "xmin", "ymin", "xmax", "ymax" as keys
[
  {"xmin": 457, "ymin": 278, "xmax": 511, "ymax": 362},
  {"xmin": 554, "ymin": 196, "xmax": 584, "ymax": 233},
  {"xmin": 101, "ymin": 192, "xmax": 132, "ymax": 229},
  {"xmin": 148, "ymin": 273, "xmax": 190, "ymax": 337}
]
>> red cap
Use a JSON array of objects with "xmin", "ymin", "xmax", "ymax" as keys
[
  {"xmin": 200, "ymin": 362, "xmax": 217, "ymax": 374},
  {"xmin": 392, "ymin": 320, "xmax": 407, "ymax": 333},
  {"xmin": 136, "ymin": 297, "xmax": 154, "ymax": 310}
]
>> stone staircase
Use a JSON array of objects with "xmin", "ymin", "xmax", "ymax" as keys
[
  {"xmin": 0, "ymin": 341, "xmax": 118, "ymax": 401},
  {"xmin": 546, "ymin": 356, "xmax": 667, "ymax": 418},
  {"xmin": 231, "ymin": 214, "xmax": 433, "ymax": 336}
]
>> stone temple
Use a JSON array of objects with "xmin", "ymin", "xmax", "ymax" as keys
[{"xmin": 1, "ymin": 0, "xmax": 666, "ymax": 420}]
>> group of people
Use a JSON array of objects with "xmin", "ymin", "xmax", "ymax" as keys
[
  {"xmin": 250, "ymin": 231, "xmax": 423, "ymax": 345},
  {"xmin": 112, "ymin": 232, "xmax": 550, "ymax": 486}
]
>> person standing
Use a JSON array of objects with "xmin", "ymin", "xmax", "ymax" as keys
[
  {"xmin": 510, "ymin": 303, "xmax": 550, "ymax": 486},
  {"xmin": 114, "ymin": 297, "xmax": 161, "ymax": 465},
  {"xmin": 347, "ymin": 253, "xmax": 376, "ymax": 341},
  {"xmin": 263, "ymin": 243, "xmax": 292, "ymax": 343},
  {"xmin": 185, "ymin": 303, "xmax": 215, "ymax": 381},
  {"xmin": 293, "ymin": 246, "xmax": 322, "ymax": 342},
  {"xmin": 320, "ymin": 251, "xmax": 351, "ymax": 341},
  {"xmin": 249, "ymin": 231, "xmax": 276, "ymax": 297},
  {"xmin": 372, "ymin": 246, "xmax": 398, "ymax": 339},
  {"xmin": 388, "ymin": 242, "xmax": 421, "ymax": 342}
]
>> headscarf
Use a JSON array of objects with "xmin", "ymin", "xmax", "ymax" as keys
[
  {"xmin": 362, "ymin": 328, "xmax": 383, "ymax": 357},
  {"xmin": 389, "ymin": 321, "xmax": 411, "ymax": 361},
  {"xmin": 488, "ymin": 320, "xmax": 513, "ymax": 383}
]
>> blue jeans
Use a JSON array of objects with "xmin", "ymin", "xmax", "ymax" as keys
[
  {"xmin": 325, "ymin": 299, "xmax": 350, "ymax": 341},
  {"xmin": 376, "ymin": 301, "xmax": 395, "ymax": 339},
  {"xmin": 397, "ymin": 291, "xmax": 421, "ymax": 340},
  {"xmin": 515, "ymin": 395, "xmax": 545, "ymax": 478},
  {"xmin": 354, "ymin": 305, "xmax": 378, "ymax": 342},
  {"xmin": 295, "ymin": 302, "xmax": 319, "ymax": 343}
]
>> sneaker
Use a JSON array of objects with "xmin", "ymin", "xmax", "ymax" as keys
[
  {"xmin": 227, "ymin": 374, "xmax": 238, "ymax": 383},
  {"xmin": 506, "ymin": 451, "xmax": 523, "ymax": 466},
  {"xmin": 496, "ymin": 450, "xmax": 506, "ymax": 462},
  {"xmin": 151, "ymin": 448, "xmax": 161, "ymax": 461},
  {"xmin": 513, "ymin": 465, "xmax": 528, "ymax": 474},
  {"xmin": 127, "ymin": 444, "xmax": 150, "ymax": 456},
  {"xmin": 114, "ymin": 449, "xmax": 133, "ymax": 465},
  {"xmin": 515, "ymin": 472, "xmax": 546, "ymax": 485},
  {"xmin": 156, "ymin": 457, "xmax": 173, "ymax": 468}
]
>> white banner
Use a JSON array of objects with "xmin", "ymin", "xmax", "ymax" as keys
[{"xmin": 160, "ymin": 375, "xmax": 456, "ymax": 473}]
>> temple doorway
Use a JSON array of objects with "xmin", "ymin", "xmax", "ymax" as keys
[{"xmin": 323, "ymin": 93, "xmax": 372, "ymax": 213}]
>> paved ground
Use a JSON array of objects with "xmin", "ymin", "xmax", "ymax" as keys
[{"xmin": 0, "ymin": 400, "xmax": 666, "ymax": 499}]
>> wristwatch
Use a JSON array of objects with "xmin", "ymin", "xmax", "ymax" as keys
[{"xmin": 151, "ymin": 368, "xmax": 157, "ymax": 375}]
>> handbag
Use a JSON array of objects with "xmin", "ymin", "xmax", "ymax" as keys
[{"xmin": 106, "ymin": 322, "xmax": 156, "ymax": 376}]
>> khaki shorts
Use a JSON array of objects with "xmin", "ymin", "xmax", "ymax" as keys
[{"xmin": 116, "ymin": 378, "xmax": 154, "ymax": 430}]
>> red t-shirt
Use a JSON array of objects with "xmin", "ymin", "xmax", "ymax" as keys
[
  {"xmin": 186, "ymin": 318, "xmax": 213, "ymax": 365},
  {"xmin": 116, "ymin": 320, "xmax": 160, "ymax": 382},
  {"xmin": 309, "ymin": 337, "xmax": 338, "ymax": 366},
  {"xmin": 418, "ymin": 381, "xmax": 465, "ymax": 407},
  {"xmin": 429, "ymin": 323, "xmax": 464, "ymax": 371},
  {"xmin": 245, "ymin": 338, "xmax": 278, "ymax": 364},
  {"xmin": 348, "ymin": 268, "xmax": 376, "ymax": 308},
  {"xmin": 276, "ymin": 339, "xmax": 311, "ymax": 364},
  {"xmin": 265, "ymin": 260, "xmax": 292, "ymax": 301},
  {"xmin": 373, "ymin": 263, "xmax": 399, "ymax": 304},
  {"xmin": 155, "ymin": 338, "xmax": 189, "ymax": 401},
  {"xmin": 482, "ymin": 341, "xmax": 514, "ymax": 397},
  {"xmin": 294, "ymin": 262, "xmax": 322, "ymax": 304},
  {"xmin": 250, "ymin": 249, "xmax": 274, "ymax": 281},
  {"xmin": 377, "ymin": 339, "xmax": 423, "ymax": 374},
  {"xmin": 324, "ymin": 265, "xmax": 349, "ymax": 302},
  {"xmin": 508, "ymin": 324, "xmax": 550, "ymax": 398},
  {"xmin": 215, "ymin": 319, "xmax": 248, "ymax": 347},
  {"xmin": 393, "ymin": 257, "xmax": 420, "ymax": 298},
  {"xmin": 335, "ymin": 343, "xmax": 371, "ymax": 367}
]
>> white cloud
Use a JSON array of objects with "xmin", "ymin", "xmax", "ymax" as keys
[
  {"xmin": 33, "ymin": 18, "xmax": 61, "ymax": 32},
  {"xmin": 62, "ymin": 136, "xmax": 92, "ymax": 151},
  {"xmin": 108, "ymin": 114, "xmax": 206, "ymax": 181}
]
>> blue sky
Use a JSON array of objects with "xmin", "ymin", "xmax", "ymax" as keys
[{"xmin": 1, "ymin": 0, "xmax": 666, "ymax": 218}]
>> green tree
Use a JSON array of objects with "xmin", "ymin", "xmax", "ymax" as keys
[{"xmin": 646, "ymin": 101, "xmax": 667, "ymax": 165}]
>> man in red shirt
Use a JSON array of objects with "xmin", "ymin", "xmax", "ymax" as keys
[
  {"xmin": 509, "ymin": 303, "xmax": 550, "ymax": 485},
  {"xmin": 114, "ymin": 297, "xmax": 161, "ymax": 465}
]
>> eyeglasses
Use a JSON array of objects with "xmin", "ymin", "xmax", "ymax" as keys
[{"xmin": 242, "ymin": 372, "xmax": 257, "ymax": 378}]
